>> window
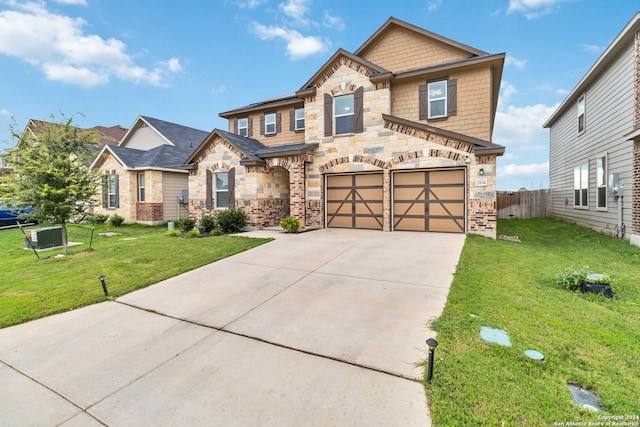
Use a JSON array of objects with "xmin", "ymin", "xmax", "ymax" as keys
[
  {"xmin": 334, "ymin": 94, "xmax": 354, "ymax": 135},
  {"xmin": 238, "ymin": 118, "xmax": 248, "ymax": 137},
  {"xmin": 264, "ymin": 113, "xmax": 276, "ymax": 135},
  {"xmin": 574, "ymin": 162, "xmax": 588, "ymax": 208},
  {"xmin": 101, "ymin": 174, "xmax": 119, "ymax": 209},
  {"xmin": 577, "ymin": 94, "xmax": 585, "ymax": 134},
  {"xmin": 295, "ymin": 108, "xmax": 305, "ymax": 131},
  {"xmin": 215, "ymin": 172, "xmax": 229, "ymax": 209},
  {"xmin": 596, "ymin": 156, "xmax": 607, "ymax": 209},
  {"xmin": 428, "ymin": 81, "xmax": 447, "ymax": 119},
  {"xmin": 137, "ymin": 172, "xmax": 145, "ymax": 202}
]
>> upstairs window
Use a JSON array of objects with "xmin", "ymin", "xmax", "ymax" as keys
[
  {"xmin": 334, "ymin": 94, "xmax": 354, "ymax": 135},
  {"xmin": 238, "ymin": 118, "xmax": 248, "ymax": 137},
  {"xmin": 574, "ymin": 162, "xmax": 588, "ymax": 208},
  {"xmin": 264, "ymin": 113, "xmax": 276, "ymax": 135},
  {"xmin": 596, "ymin": 156, "xmax": 607, "ymax": 209},
  {"xmin": 577, "ymin": 94, "xmax": 586, "ymax": 134},
  {"xmin": 428, "ymin": 80, "xmax": 447, "ymax": 119},
  {"xmin": 295, "ymin": 108, "xmax": 305, "ymax": 131}
]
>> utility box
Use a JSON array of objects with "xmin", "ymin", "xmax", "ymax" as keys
[
  {"xmin": 608, "ymin": 173, "xmax": 623, "ymax": 197},
  {"xmin": 25, "ymin": 226, "xmax": 63, "ymax": 250}
]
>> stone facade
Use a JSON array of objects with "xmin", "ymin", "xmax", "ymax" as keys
[{"xmin": 634, "ymin": 140, "xmax": 640, "ymax": 235}]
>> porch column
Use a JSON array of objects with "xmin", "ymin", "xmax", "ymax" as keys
[
  {"xmin": 383, "ymin": 168, "xmax": 391, "ymax": 231},
  {"xmin": 289, "ymin": 160, "xmax": 306, "ymax": 226}
]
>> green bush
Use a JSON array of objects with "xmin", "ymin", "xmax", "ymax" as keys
[
  {"xmin": 555, "ymin": 266, "xmax": 588, "ymax": 291},
  {"xmin": 109, "ymin": 214, "xmax": 125, "ymax": 227},
  {"xmin": 94, "ymin": 213, "xmax": 109, "ymax": 224},
  {"xmin": 280, "ymin": 216, "xmax": 301, "ymax": 233},
  {"xmin": 216, "ymin": 207, "xmax": 246, "ymax": 234},
  {"xmin": 186, "ymin": 229, "xmax": 200, "ymax": 239},
  {"xmin": 165, "ymin": 230, "xmax": 180, "ymax": 237},
  {"xmin": 177, "ymin": 217, "xmax": 196, "ymax": 232},
  {"xmin": 199, "ymin": 214, "xmax": 217, "ymax": 233},
  {"xmin": 211, "ymin": 228, "xmax": 223, "ymax": 236}
]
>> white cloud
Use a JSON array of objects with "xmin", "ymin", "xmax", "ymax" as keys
[
  {"xmin": 53, "ymin": 0, "xmax": 87, "ymax": 5},
  {"xmin": 505, "ymin": 55, "xmax": 526, "ymax": 69},
  {"xmin": 0, "ymin": 109, "xmax": 11, "ymax": 116},
  {"xmin": 538, "ymin": 84, "xmax": 569, "ymax": 96},
  {"xmin": 507, "ymin": 0, "xmax": 567, "ymax": 18},
  {"xmin": 323, "ymin": 11, "xmax": 345, "ymax": 31},
  {"xmin": 581, "ymin": 43, "xmax": 604, "ymax": 54},
  {"xmin": 279, "ymin": 0, "xmax": 312, "ymax": 27},
  {"xmin": 499, "ymin": 82, "xmax": 518, "ymax": 104},
  {"xmin": 236, "ymin": 0, "xmax": 266, "ymax": 8},
  {"xmin": 211, "ymin": 84, "xmax": 227, "ymax": 95},
  {"xmin": 251, "ymin": 22, "xmax": 327, "ymax": 60},
  {"xmin": 497, "ymin": 161, "xmax": 549, "ymax": 190},
  {"xmin": 493, "ymin": 103, "xmax": 558, "ymax": 147},
  {"xmin": 427, "ymin": 0, "xmax": 442, "ymax": 12},
  {"xmin": 0, "ymin": 2, "xmax": 181, "ymax": 87}
]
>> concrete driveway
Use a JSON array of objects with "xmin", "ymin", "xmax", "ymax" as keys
[{"xmin": 0, "ymin": 228, "xmax": 465, "ymax": 426}]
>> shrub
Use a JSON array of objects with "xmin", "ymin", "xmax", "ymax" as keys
[
  {"xmin": 280, "ymin": 216, "xmax": 301, "ymax": 233},
  {"xmin": 211, "ymin": 228, "xmax": 223, "ymax": 236},
  {"xmin": 216, "ymin": 207, "xmax": 246, "ymax": 234},
  {"xmin": 199, "ymin": 214, "xmax": 217, "ymax": 233},
  {"xmin": 186, "ymin": 229, "xmax": 200, "ymax": 239},
  {"xmin": 177, "ymin": 217, "xmax": 196, "ymax": 233},
  {"xmin": 109, "ymin": 214, "xmax": 125, "ymax": 227},
  {"xmin": 555, "ymin": 266, "xmax": 588, "ymax": 291},
  {"xmin": 165, "ymin": 230, "xmax": 180, "ymax": 237},
  {"xmin": 94, "ymin": 213, "xmax": 109, "ymax": 224}
]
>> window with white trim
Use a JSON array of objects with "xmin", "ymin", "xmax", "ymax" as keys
[
  {"xmin": 108, "ymin": 174, "xmax": 118, "ymax": 208},
  {"xmin": 238, "ymin": 118, "xmax": 248, "ymax": 137},
  {"xmin": 137, "ymin": 172, "xmax": 145, "ymax": 202},
  {"xmin": 428, "ymin": 80, "xmax": 447, "ymax": 119},
  {"xmin": 577, "ymin": 94, "xmax": 585, "ymax": 134},
  {"xmin": 295, "ymin": 108, "xmax": 305, "ymax": 131},
  {"xmin": 596, "ymin": 156, "xmax": 607, "ymax": 209},
  {"xmin": 215, "ymin": 172, "xmax": 229, "ymax": 209},
  {"xmin": 264, "ymin": 113, "xmax": 276, "ymax": 135},
  {"xmin": 334, "ymin": 94, "xmax": 354, "ymax": 135},
  {"xmin": 574, "ymin": 162, "xmax": 588, "ymax": 208}
]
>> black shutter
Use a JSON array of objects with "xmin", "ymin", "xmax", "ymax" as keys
[
  {"xmin": 354, "ymin": 86, "xmax": 364, "ymax": 133},
  {"xmin": 233, "ymin": 119, "xmax": 238, "ymax": 134},
  {"xmin": 206, "ymin": 169, "xmax": 212, "ymax": 209},
  {"xmin": 114, "ymin": 175, "xmax": 119, "ymax": 208},
  {"xmin": 248, "ymin": 118, "xmax": 253, "ymax": 137},
  {"xmin": 276, "ymin": 112, "xmax": 281, "ymax": 133},
  {"xmin": 419, "ymin": 84, "xmax": 428, "ymax": 120},
  {"xmin": 101, "ymin": 175, "xmax": 108, "ymax": 208},
  {"xmin": 228, "ymin": 167, "xmax": 235, "ymax": 207},
  {"xmin": 260, "ymin": 115, "xmax": 265, "ymax": 136},
  {"xmin": 324, "ymin": 93, "xmax": 332, "ymax": 137},
  {"xmin": 447, "ymin": 79, "xmax": 457, "ymax": 116},
  {"xmin": 290, "ymin": 110, "xmax": 295, "ymax": 131}
]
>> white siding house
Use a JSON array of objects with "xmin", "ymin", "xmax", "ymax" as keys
[{"xmin": 544, "ymin": 12, "xmax": 640, "ymax": 246}]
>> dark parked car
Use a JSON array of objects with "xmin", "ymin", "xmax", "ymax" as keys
[{"xmin": 0, "ymin": 201, "xmax": 35, "ymax": 227}]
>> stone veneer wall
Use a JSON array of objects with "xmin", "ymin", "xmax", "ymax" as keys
[
  {"xmin": 237, "ymin": 198, "xmax": 289, "ymax": 227},
  {"xmin": 634, "ymin": 140, "xmax": 640, "ymax": 235}
]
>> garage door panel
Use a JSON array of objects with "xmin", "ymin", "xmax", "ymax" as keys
[
  {"xmin": 326, "ymin": 173, "xmax": 383, "ymax": 230},
  {"xmin": 355, "ymin": 174, "xmax": 383, "ymax": 186},
  {"xmin": 328, "ymin": 175, "xmax": 353, "ymax": 186},
  {"xmin": 328, "ymin": 216, "xmax": 354, "ymax": 228},
  {"xmin": 355, "ymin": 216, "xmax": 384, "ymax": 229},
  {"xmin": 327, "ymin": 203, "xmax": 352, "ymax": 215},
  {"xmin": 355, "ymin": 202, "xmax": 382, "ymax": 215},
  {"xmin": 393, "ymin": 169, "xmax": 465, "ymax": 233}
]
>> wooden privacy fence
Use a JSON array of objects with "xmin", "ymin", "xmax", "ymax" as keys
[{"xmin": 497, "ymin": 189, "xmax": 551, "ymax": 219}]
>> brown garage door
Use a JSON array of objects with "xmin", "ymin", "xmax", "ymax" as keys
[
  {"xmin": 393, "ymin": 169, "xmax": 465, "ymax": 233},
  {"xmin": 326, "ymin": 173, "xmax": 383, "ymax": 230}
]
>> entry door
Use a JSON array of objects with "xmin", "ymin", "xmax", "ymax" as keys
[
  {"xmin": 326, "ymin": 173, "xmax": 383, "ymax": 230},
  {"xmin": 393, "ymin": 169, "xmax": 465, "ymax": 233}
]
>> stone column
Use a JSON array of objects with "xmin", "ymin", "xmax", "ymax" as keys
[
  {"xmin": 289, "ymin": 160, "xmax": 306, "ymax": 225},
  {"xmin": 383, "ymin": 168, "xmax": 391, "ymax": 231}
]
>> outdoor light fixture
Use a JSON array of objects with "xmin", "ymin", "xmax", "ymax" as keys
[
  {"xmin": 479, "ymin": 168, "xmax": 485, "ymax": 176},
  {"xmin": 98, "ymin": 274, "xmax": 109, "ymax": 296},
  {"xmin": 465, "ymin": 156, "xmax": 471, "ymax": 164},
  {"xmin": 426, "ymin": 338, "xmax": 439, "ymax": 383}
]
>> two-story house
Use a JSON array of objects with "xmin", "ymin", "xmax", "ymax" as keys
[
  {"xmin": 544, "ymin": 12, "xmax": 640, "ymax": 246},
  {"xmin": 185, "ymin": 17, "xmax": 506, "ymax": 237}
]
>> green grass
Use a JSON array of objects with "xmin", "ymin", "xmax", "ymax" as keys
[
  {"xmin": 0, "ymin": 223, "xmax": 271, "ymax": 328},
  {"xmin": 426, "ymin": 218, "xmax": 640, "ymax": 426}
]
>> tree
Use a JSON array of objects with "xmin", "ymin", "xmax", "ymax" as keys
[{"xmin": 1, "ymin": 114, "xmax": 100, "ymax": 255}]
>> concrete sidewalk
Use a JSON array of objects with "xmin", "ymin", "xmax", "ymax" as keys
[{"xmin": 0, "ymin": 228, "xmax": 465, "ymax": 426}]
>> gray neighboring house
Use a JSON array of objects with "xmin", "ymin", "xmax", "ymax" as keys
[
  {"xmin": 91, "ymin": 116, "xmax": 209, "ymax": 224},
  {"xmin": 544, "ymin": 12, "xmax": 640, "ymax": 246}
]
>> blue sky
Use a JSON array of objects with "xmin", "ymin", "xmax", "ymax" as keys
[{"xmin": 0, "ymin": 0, "xmax": 638, "ymax": 190}]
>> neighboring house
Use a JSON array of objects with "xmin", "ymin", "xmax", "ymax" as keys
[
  {"xmin": 544, "ymin": 12, "xmax": 640, "ymax": 246},
  {"xmin": 185, "ymin": 17, "xmax": 506, "ymax": 237},
  {"xmin": 91, "ymin": 116, "xmax": 209, "ymax": 225}
]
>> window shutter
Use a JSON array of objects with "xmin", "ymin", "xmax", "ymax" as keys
[
  {"xmin": 324, "ymin": 93, "xmax": 332, "ymax": 137},
  {"xmin": 290, "ymin": 110, "xmax": 295, "ymax": 131},
  {"xmin": 228, "ymin": 167, "xmax": 235, "ymax": 207},
  {"xmin": 354, "ymin": 86, "xmax": 364, "ymax": 133},
  {"xmin": 206, "ymin": 169, "xmax": 212, "ymax": 209},
  {"xmin": 101, "ymin": 175, "xmax": 108, "ymax": 208},
  {"xmin": 114, "ymin": 175, "xmax": 119, "ymax": 208},
  {"xmin": 260, "ymin": 115, "xmax": 265, "ymax": 136},
  {"xmin": 447, "ymin": 79, "xmax": 457, "ymax": 116},
  {"xmin": 247, "ymin": 118, "xmax": 253, "ymax": 137},
  {"xmin": 276, "ymin": 112, "xmax": 282, "ymax": 133},
  {"xmin": 233, "ymin": 119, "xmax": 238, "ymax": 134},
  {"xmin": 419, "ymin": 84, "xmax": 428, "ymax": 120}
]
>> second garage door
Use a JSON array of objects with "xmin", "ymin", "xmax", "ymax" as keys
[
  {"xmin": 326, "ymin": 173, "xmax": 383, "ymax": 230},
  {"xmin": 393, "ymin": 169, "xmax": 465, "ymax": 233}
]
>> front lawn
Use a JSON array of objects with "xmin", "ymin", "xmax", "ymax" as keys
[
  {"xmin": 427, "ymin": 218, "xmax": 640, "ymax": 426},
  {"xmin": 0, "ymin": 223, "xmax": 271, "ymax": 328}
]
